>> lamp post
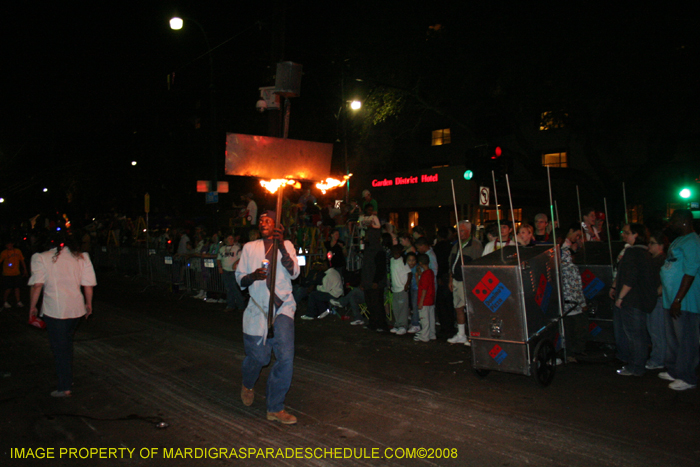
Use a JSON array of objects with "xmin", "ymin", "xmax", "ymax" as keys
[
  {"xmin": 170, "ymin": 16, "xmax": 219, "ymax": 214},
  {"xmin": 341, "ymin": 99, "xmax": 361, "ymax": 203}
]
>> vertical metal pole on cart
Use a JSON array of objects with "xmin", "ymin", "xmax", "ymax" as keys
[
  {"xmin": 145, "ymin": 193, "xmax": 152, "ymax": 285},
  {"xmin": 604, "ymin": 198, "xmax": 614, "ymax": 267},
  {"xmin": 505, "ymin": 175, "xmax": 526, "ymax": 314},
  {"xmin": 450, "ymin": 180, "xmax": 465, "ymax": 269},
  {"xmin": 576, "ymin": 185, "xmax": 587, "ymax": 264},
  {"xmin": 554, "ymin": 200, "xmax": 560, "ymax": 231},
  {"xmin": 492, "ymin": 171, "xmax": 505, "ymax": 263},
  {"xmin": 547, "ymin": 167, "xmax": 566, "ymax": 356},
  {"xmin": 622, "ymin": 182, "xmax": 629, "ymax": 224}
]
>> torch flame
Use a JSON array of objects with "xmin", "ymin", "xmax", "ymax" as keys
[
  {"xmin": 315, "ymin": 174, "xmax": 352, "ymax": 194},
  {"xmin": 260, "ymin": 179, "xmax": 300, "ymax": 193}
]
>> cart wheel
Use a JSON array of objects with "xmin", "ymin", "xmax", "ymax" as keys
[
  {"xmin": 474, "ymin": 369, "xmax": 490, "ymax": 379},
  {"xmin": 531, "ymin": 339, "xmax": 556, "ymax": 387}
]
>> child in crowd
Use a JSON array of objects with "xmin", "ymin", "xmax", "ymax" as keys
[
  {"xmin": 405, "ymin": 252, "xmax": 421, "ymax": 333},
  {"xmin": 1, "ymin": 239, "xmax": 28, "ymax": 308},
  {"xmin": 414, "ymin": 253, "xmax": 436, "ymax": 342},
  {"xmin": 389, "ymin": 245, "xmax": 412, "ymax": 335}
]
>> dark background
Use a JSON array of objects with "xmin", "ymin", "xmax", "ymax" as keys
[{"xmin": 1, "ymin": 2, "xmax": 698, "ymax": 226}]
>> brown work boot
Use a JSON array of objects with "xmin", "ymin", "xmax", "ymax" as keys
[
  {"xmin": 241, "ymin": 385, "xmax": 254, "ymax": 406},
  {"xmin": 266, "ymin": 410, "xmax": 297, "ymax": 425}
]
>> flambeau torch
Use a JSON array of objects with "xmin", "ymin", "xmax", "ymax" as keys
[{"xmin": 259, "ymin": 175, "xmax": 351, "ymax": 337}]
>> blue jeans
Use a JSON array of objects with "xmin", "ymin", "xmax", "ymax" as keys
[
  {"xmin": 621, "ymin": 305, "xmax": 648, "ymax": 375},
  {"xmin": 613, "ymin": 305, "xmax": 630, "ymax": 363},
  {"xmin": 307, "ymin": 290, "xmax": 333, "ymax": 318},
  {"xmin": 44, "ymin": 316, "xmax": 81, "ymax": 392},
  {"xmin": 339, "ymin": 287, "xmax": 365, "ymax": 321},
  {"xmin": 392, "ymin": 290, "xmax": 409, "ymax": 329},
  {"xmin": 242, "ymin": 315, "xmax": 294, "ymax": 413},
  {"xmin": 646, "ymin": 297, "xmax": 666, "ymax": 368},
  {"xmin": 664, "ymin": 310, "xmax": 700, "ymax": 385},
  {"xmin": 222, "ymin": 271, "xmax": 246, "ymax": 310},
  {"xmin": 410, "ymin": 289, "xmax": 420, "ymax": 327}
]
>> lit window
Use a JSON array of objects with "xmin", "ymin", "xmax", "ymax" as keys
[
  {"xmin": 389, "ymin": 213, "xmax": 399, "ymax": 229},
  {"xmin": 431, "ymin": 128, "xmax": 451, "ymax": 146},
  {"xmin": 408, "ymin": 212, "xmax": 419, "ymax": 232},
  {"xmin": 540, "ymin": 111, "xmax": 568, "ymax": 131},
  {"xmin": 542, "ymin": 151, "xmax": 568, "ymax": 168},
  {"xmin": 482, "ymin": 209, "xmax": 521, "ymax": 223}
]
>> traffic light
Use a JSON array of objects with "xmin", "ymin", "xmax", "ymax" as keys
[
  {"xmin": 489, "ymin": 146, "xmax": 507, "ymax": 183},
  {"xmin": 680, "ymin": 188, "xmax": 692, "ymax": 199},
  {"xmin": 466, "ymin": 145, "xmax": 510, "ymax": 183}
]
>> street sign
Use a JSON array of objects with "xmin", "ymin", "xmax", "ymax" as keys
[
  {"xmin": 205, "ymin": 192, "xmax": 218, "ymax": 204},
  {"xmin": 479, "ymin": 186, "xmax": 490, "ymax": 206}
]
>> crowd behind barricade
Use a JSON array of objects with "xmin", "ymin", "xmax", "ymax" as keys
[
  {"xmin": 2, "ymin": 191, "xmax": 699, "ymax": 393},
  {"xmin": 288, "ymin": 198, "xmax": 700, "ymax": 393}
]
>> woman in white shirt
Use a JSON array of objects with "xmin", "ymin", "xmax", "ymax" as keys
[{"xmin": 28, "ymin": 231, "xmax": 97, "ymax": 398}]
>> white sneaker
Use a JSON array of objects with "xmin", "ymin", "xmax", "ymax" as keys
[
  {"xmin": 669, "ymin": 379, "xmax": 696, "ymax": 391},
  {"xmin": 330, "ymin": 299, "xmax": 342, "ymax": 307},
  {"xmin": 395, "ymin": 327, "xmax": 407, "ymax": 336},
  {"xmin": 350, "ymin": 319, "xmax": 365, "ymax": 326},
  {"xmin": 447, "ymin": 333, "xmax": 468, "ymax": 344},
  {"xmin": 3, "ymin": 302, "xmax": 11, "ymax": 309},
  {"xmin": 300, "ymin": 315, "xmax": 315, "ymax": 320},
  {"xmin": 407, "ymin": 325, "xmax": 420, "ymax": 334},
  {"xmin": 658, "ymin": 372, "xmax": 675, "ymax": 381},
  {"xmin": 389, "ymin": 327, "xmax": 399, "ymax": 333},
  {"xmin": 16, "ymin": 301, "xmax": 24, "ymax": 308},
  {"xmin": 463, "ymin": 339, "xmax": 471, "ymax": 347},
  {"xmin": 318, "ymin": 310, "xmax": 331, "ymax": 319}
]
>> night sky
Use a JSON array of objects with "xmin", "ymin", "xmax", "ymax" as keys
[{"xmin": 2, "ymin": 2, "xmax": 698, "ymax": 223}]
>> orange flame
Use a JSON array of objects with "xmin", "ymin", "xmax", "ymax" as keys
[
  {"xmin": 316, "ymin": 174, "xmax": 352, "ymax": 194},
  {"xmin": 260, "ymin": 179, "xmax": 301, "ymax": 193}
]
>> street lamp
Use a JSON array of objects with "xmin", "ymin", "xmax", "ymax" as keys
[
  {"xmin": 169, "ymin": 17, "xmax": 183, "ymax": 30},
  {"xmin": 169, "ymin": 15, "xmax": 219, "ymax": 223},
  {"xmin": 340, "ymin": 99, "xmax": 362, "ymax": 202}
]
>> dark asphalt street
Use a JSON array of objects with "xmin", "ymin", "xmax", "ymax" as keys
[{"xmin": 1, "ymin": 273, "xmax": 698, "ymax": 466}]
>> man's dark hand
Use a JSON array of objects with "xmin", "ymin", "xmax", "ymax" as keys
[
  {"xmin": 251, "ymin": 268, "xmax": 268, "ymax": 281},
  {"xmin": 670, "ymin": 301, "xmax": 682, "ymax": 319},
  {"xmin": 272, "ymin": 226, "xmax": 285, "ymax": 242}
]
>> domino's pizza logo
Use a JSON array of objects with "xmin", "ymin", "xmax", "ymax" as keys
[
  {"xmin": 472, "ymin": 271, "xmax": 511, "ymax": 313},
  {"xmin": 581, "ymin": 269, "xmax": 605, "ymax": 300},
  {"xmin": 489, "ymin": 344, "xmax": 508, "ymax": 364},
  {"xmin": 589, "ymin": 321, "xmax": 602, "ymax": 337}
]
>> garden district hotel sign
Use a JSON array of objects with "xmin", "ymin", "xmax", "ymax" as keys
[{"xmin": 371, "ymin": 173, "xmax": 439, "ymax": 187}]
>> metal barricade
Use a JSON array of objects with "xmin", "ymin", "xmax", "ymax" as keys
[{"xmin": 184, "ymin": 256, "xmax": 225, "ymax": 296}]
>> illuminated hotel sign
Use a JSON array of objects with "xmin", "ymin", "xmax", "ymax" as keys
[{"xmin": 372, "ymin": 173, "xmax": 439, "ymax": 187}]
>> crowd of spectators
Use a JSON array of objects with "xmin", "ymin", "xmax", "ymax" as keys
[{"xmin": 3, "ymin": 189, "xmax": 699, "ymax": 393}]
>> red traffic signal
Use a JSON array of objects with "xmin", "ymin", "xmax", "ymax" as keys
[{"xmin": 491, "ymin": 146, "xmax": 502, "ymax": 159}]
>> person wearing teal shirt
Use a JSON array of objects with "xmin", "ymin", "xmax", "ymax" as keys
[{"xmin": 659, "ymin": 210, "xmax": 700, "ymax": 391}]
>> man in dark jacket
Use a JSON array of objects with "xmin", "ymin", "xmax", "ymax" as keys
[{"xmin": 361, "ymin": 228, "xmax": 388, "ymax": 331}]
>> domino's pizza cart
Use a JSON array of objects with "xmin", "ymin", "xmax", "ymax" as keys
[
  {"xmin": 463, "ymin": 245, "xmax": 563, "ymax": 387},
  {"xmin": 572, "ymin": 241, "xmax": 626, "ymax": 345}
]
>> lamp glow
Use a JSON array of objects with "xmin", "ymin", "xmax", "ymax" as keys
[
  {"xmin": 350, "ymin": 100, "xmax": 362, "ymax": 111},
  {"xmin": 680, "ymin": 188, "xmax": 691, "ymax": 199},
  {"xmin": 170, "ymin": 17, "xmax": 183, "ymax": 30}
]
